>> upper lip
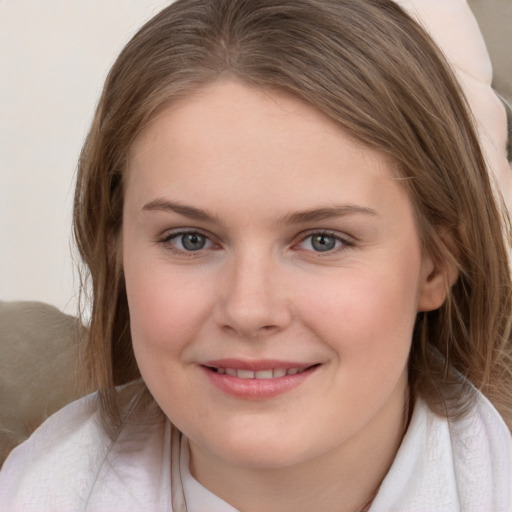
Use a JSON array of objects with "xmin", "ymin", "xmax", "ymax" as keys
[{"xmin": 201, "ymin": 358, "xmax": 317, "ymax": 371}]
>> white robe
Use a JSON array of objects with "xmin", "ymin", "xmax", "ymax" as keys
[{"xmin": 0, "ymin": 388, "xmax": 510, "ymax": 511}]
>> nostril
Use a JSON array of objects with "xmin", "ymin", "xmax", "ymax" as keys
[
  {"xmin": 221, "ymin": 323, "xmax": 278, "ymax": 336},
  {"xmin": 222, "ymin": 324, "xmax": 239, "ymax": 335},
  {"xmin": 213, "ymin": 282, "xmax": 293, "ymax": 337}
]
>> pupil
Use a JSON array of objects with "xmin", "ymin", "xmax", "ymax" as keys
[
  {"xmin": 312, "ymin": 234, "xmax": 335, "ymax": 252},
  {"xmin": 182, "ymin": 233, "xmax": 206, "ymax": 251}
]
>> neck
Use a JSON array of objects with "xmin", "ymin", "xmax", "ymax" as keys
[{"xmin": 188, "ymin": 384, "xmax": 410, "ymax": 512}]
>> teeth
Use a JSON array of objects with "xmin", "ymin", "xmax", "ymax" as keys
[
  {"xmin": 214, "ymin": 367, "xmax": 307, "ymax": 378},
  {"xmin": 255, "ymin": 370, "xmax": 273, "ymax": 379}
]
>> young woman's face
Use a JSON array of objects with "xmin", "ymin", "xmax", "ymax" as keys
[{"xmin": 122, "ymin": 79, "xmax": 444, "ymax": 474}]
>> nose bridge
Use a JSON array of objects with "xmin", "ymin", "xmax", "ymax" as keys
[{"xmin": 216, "ymin": 246, "xmax": 291, "ymax": 337}]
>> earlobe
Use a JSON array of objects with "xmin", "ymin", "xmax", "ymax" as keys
[{"xmin": 417, "ymin": 252, "xmax": 459, "ymax": 312}]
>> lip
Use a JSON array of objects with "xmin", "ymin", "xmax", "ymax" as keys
[
  {"xmin": 202, "ymin": 358, "xmax": 314, "ymax": 372},
  {"xmin": 200, "ymin": 359, "xmax": 320, "ymax": 400}
]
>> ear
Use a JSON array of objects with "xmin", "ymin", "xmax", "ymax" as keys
[{"xmin": 417, "ymin": 244, "xmax": 459, "ymax": 312}]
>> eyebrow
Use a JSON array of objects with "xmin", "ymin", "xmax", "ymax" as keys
[
  {"xmin": 142, "ymin": 198, "xmax": 377, "ymax": 224},
  {"xmin": 278, "ymin": 205, "xmax": 378, "ymax": 224},
  {"xmin": 143, "ymin": 198, "xmax": 220, "ymax": 222}
]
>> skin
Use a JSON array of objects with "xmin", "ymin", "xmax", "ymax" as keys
[{"xmin": 122, "ymin": 78, "xmax": 451, "ymax": 512}]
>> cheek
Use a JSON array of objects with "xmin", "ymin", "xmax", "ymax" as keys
[
  {"xmin": 123, "ymin": 253, "xmax": 211, "ymax": 361},
  {"xmin": 296, "ymin": 265, "xmax": 420, "ymax": 367}
]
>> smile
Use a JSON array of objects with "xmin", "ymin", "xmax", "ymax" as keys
[
  {"xmin": 201, "ymin": 360, "xmax": 320, "ymax": 399},
  {"xmin": 211, "ymin": 367, "xmax": 308, "ymax": 379}
]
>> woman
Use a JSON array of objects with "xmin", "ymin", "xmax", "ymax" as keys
[{"xmin": 1, "ymin": 1, "xmax": 511, "ymax": 510}]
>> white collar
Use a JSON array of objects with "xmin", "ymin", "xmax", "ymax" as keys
[
  {"xmin": 177, "ymin": 433, "xmax": 240, "ymax": 512},
  {"xmin": 169, "ymin": 393, "xmax": 511, "ymax": 511},
  {"xmin": 370, "ymin": 394, "xmax": 512, "ymax": 511}
]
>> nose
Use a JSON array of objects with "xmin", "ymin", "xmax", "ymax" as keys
[{"xmin": 214, "ymin": 252, "xmax": 293, "ymax": 339}]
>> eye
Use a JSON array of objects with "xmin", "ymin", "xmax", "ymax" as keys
[
  {"xmin": 297, "ymin": 232, "xmax": 350, "ymax": 253},
  {"xmin": 163, "ymin": 231, "xmax": 215, "ymax": 252}
]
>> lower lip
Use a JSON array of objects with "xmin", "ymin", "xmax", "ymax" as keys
[{"xmin": 201, "ymin": 366, "xmax": 318, "ymax": 400}]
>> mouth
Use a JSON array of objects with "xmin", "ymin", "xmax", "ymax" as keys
[
  {"xmin": 200, "ymin": 360, "xmax": 320, "ymax": 399},
  {"xmin": 206, "ymin": 366, "xmax": 314, "ymax": 379}
]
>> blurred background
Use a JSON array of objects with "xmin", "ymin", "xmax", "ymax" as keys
[
  {"xmin": 470, "ymin": 0, "xmax": 512, "ymax": 98},
  {"xmin": 0, "ymin": 0, "xmax": 510, "ymax": 315},
  {"xmin": 0, "ymin": 1, "xmax": 169, "ymax": 314}
]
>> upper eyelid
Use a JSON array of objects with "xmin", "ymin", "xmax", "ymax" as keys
[
  {"xmin": 156, "ymin": 229, "xmax": 218, "ymax": 257},
  {"xmin": 291, "ymin": 230, "xmax": 356, "ymax": 256},
  {"xmin": 159, "ymin": 227, "xmax": 214, "ymax": 241},
  {"xmin": 295, "ymin": 228, "xmax": 355, "ymax": 244},
  {"xmin": 159, "ymin": 228, "xmax": 353, "ymax": 239}
]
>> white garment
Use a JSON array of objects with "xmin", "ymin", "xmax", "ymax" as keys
[{"xmin": 0, "ymin": 388, "xmax": 510, "ymax": 511}]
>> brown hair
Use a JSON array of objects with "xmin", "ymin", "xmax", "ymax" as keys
[{"xmin": 73, "ymin": 0, "xmax": 512, "ymax": 430}]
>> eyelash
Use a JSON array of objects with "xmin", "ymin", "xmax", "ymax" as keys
[
  {"xmin": 156, "ymin": 229, "xmax": 354, "ymax": 257},
  {"xmin": 157, "ymin": 229, "xmax": 218, "ymax": 257},
  {"xmin": 294, "ymin": 230, "xmax": 354, "ymax": 255}
]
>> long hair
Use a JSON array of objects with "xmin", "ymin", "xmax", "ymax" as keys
[{"xmin": 73, "ymin": 0, "xmax": 512, "ymax": 430}]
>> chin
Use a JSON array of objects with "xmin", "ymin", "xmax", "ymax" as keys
[{"xmin": 188, "ymin": 419, "xmax": 330, "ymax": 471}]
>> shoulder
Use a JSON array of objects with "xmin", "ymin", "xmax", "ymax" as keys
[
  {"xmin": 448, "ymin": 391, "xmax": 512, "ymax": 511},
  {"xmin": 0, "ymin": 384, "xmax": 172, "ymax": 512},
  {"xmin": 372, "ymin": 392, "xmax": 512, "ymax": 511},
  {"xmin": 0, "ymin": 392, "xmax": 109, "ymax": 510}
]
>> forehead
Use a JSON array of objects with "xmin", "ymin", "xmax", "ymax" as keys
[
  {"xmin": 124, "ymin": 78, "xmax": 411, "ymax": 224},
  {"xmin": 129, "ymin": 79, "xmax": 363, "ymax": 160}
]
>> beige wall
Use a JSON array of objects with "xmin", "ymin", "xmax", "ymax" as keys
[
  {"xmin": 0, "ymin": 1, "xmax": 168, "ymax": 314},
  {"xmin": 469, "ymin": 0, "xmax": 512, "ymax": 99}
]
